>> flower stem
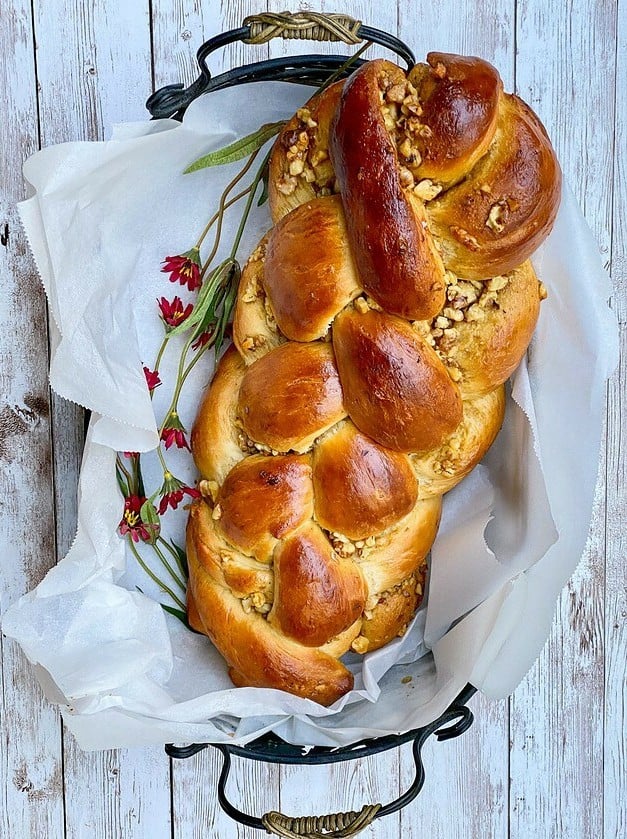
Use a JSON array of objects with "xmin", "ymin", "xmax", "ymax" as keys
[
  {"xmin": 153, "ymin": 542, "xmax": 187, "ymax": 591},
  {"xmin": 158, "ymin": 537, "xmax": 188, "ymax": 579},
  {"xmin": 180, "ymin": 339, "xmax": 212, "ymax": 385},
  {"xmin": 156, "ymin": 445, "xmax": 169, "ymax": 474},
  {"xmin": 116, "ymin": 456, "xmax": 134, "ymax": 489},
  {"xmin": 229, "ymin": 147, "xmax": 273, "ymax": 260},
  {"xmin": 127, "ymin": 539, "xmax": 186, "ymax": 610},
  {"xmin": 194, "ymin": 184, "xmax": 254, "ymax": 251},
  {"xmin": 201, "ymin": 148, "xmax": 260, "ymax": 276},
  {"xmin": 153, "ymin": 336, "xmax": 169, "ymax": 378}
]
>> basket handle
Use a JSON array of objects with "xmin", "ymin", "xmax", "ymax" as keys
[
  {"xmin": 176, "ymin": 705, "xmax": 474, "ymax": 837},
  {"xmin": 146, "ymin": 11, "xmax": 415, "ymax": 120},
  {"xmin": 242, "ymin": 11, "xmax": 362, "ymax": 45}
]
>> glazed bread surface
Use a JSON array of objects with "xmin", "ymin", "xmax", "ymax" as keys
[{"xmin": 187, "ymin": 53, "xmax": 560, "ymax": 706}]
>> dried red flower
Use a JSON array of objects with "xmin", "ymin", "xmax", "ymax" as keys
[
  {"xmin": 191, "ymin": 328, "xmax": 214, "ymax": 351},
  {"xmin": 158, "ymin": 296, "xmax": 193, "ymax": 331},
  {"xmin": 118, "ymin": 495, "xmax": 154, "ymax": 543},
  {"xmin": 161, "ymin": 248, "xmax": 202, "ymax": 292},
  {"xmin": 143, "ymin": 366, "xmax": 161, "ymax": 393},
  {"xmin": 157, "ymin": 471, "xmax": 201, "ymax": 514},
  {"xmin": 160, "ymin": 411, "xmax": 190, "ymax": 450}
]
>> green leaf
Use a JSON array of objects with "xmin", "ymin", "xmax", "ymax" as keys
[
  {"xmin": 167, "ymin": 258, "xmax": 236, "ymax": 339},
  {"xmin": 139, "ymin": 499, "xmax": 160, "ymax": 544},
  {"xmin": 115, "ymin": 462, "xmax": 129, "ymax": 497},
  {"xmin": 161, "ymin": 603, "xmax": 188, "ymax": 624},
  {"xmin": 184, "ymin": 121, "xmax": 286, "ymax": 174},
  {"xmin": 257, "ymin": 163, "xmax": 270, "ymax": 207},
  {"xmin": 170, "ymin": 541, "xmax": 189, "ymax": 577}
]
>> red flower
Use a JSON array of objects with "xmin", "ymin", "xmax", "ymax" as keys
[
  {"xmin": 158, "ymin": 296, "xmax": 193, "ymax": 331},
  {"xmin": 118, "ymin": 495, "xmax": 155, "ymax": 543},
  {"xmin": 143, "ymin": 366, "xmax": 161, "ymax": 393},
  {"xmin": 157, "ymin": 471, "xmax": 201, "ymax": 514},
  {"xmin": 160, "ymin": 411, "xmax": 190, "ymax": 450},
  {"xmin": 161, "ymin": 248, "xmax": 202, "ymax": 291},
  {"xmin": 191, "ymin": 328, "xmax": 214, "ymax": 351}
]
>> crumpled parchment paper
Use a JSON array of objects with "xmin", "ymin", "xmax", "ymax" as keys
[{"xmin": 2, "ymin": 82, "xmax": 618, "ymax": 749}]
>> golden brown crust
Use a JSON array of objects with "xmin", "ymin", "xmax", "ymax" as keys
[
  {"xmin": 269, "ymin": 521, "xmax": 367, "ymax": 647},
  {"xmin": 330, "ymin": 59, "xmax": 447, "ymax": 321},
  {"xmin": 312, "ymin": 420, "xmax": 418, "ymax": 539},
  {"xmin": 412, "ymin": 386, "xmax": 506, "ymax": 498},
  {"xmin": 190, "ymin": 346, "xmax": 246, "ymax": 484},
  {"xmin": 217, "ymin": 454, "xmax": 313, "ymax": 563},
  {"xmin": 264, "ymin": 195, "xmax": 361, "ymax": 342},
  {"xmin": 407, "ymin": 53, "xmax": 502, "ymax": 186},
  {"xmin": 187, "ymin": 52, "xmax": 557, "ymax": 705},
  {"xmin": 237, "ymin": 342, "xmax": 346, "ymax": 453},
  {"xmin": 187, "ymin": 503, "xmax": 353, "ymax": 705},
  {"xmin": 448, "ymin": 261, "xmax": 542, "ymax": 397},
  {"xmin": 356, "ymin": 496, "xmax": 441, "ymax": 595},
  {"xmin": 232, "ymin": 236, "xmax": 283, "ymax": 365},
  {"xmin": 359, "ymin": 569, "xmax": 427, "ymax": 652},
  {"xmin": 332, "ymin": 306, "xmax": 463, "ymax": 452},
  {"xmin": 429, "ymin": 93, "xmax": 562, "ymax": 279},
  {"xmin": 269, "ymin": 81, "xmax": 344, "ymax": 222}
]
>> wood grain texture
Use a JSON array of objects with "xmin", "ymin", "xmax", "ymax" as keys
[
  {"xmin": 29, "ymin": 2, "xmax": 172, "ymax": 836},
  {"xmin": 0, "ymin": 2, "xmax": 65, "ymax": 838},
  {"xmin": 509, "ymin": 1, "xmax": 615, "ymax": 837},
  {"xmin": 605, "ymin": 1, "xmax": 626, "ymax": 836}
]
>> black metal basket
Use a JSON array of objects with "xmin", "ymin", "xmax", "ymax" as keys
[{"xmin": 148, "ymin": 13, "xmax": 477, "ymax": 837}]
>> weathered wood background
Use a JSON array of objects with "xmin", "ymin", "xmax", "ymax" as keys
[{"xmin": 1, "ymin": 1, "xmax": 624, "ymax": 837}]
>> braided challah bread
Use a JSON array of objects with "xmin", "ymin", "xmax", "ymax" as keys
[{"xmin": 186, "ymin": 53, "xmax": 561, "ymax": 706}]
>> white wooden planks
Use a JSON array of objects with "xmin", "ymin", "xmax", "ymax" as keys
[
  {"xmin": 29, "ymin": 2, "xmax": 173, "ymax": 836},
  {"xmin": 510, "ymin": 2, "xmax": 616, "ymax": 837},
  {"xmin": 0, "ymin": 0, "xmax": 624, "ymax": 837},
  {"xmin": 0, "ymin": 2, "xmax": 65, "ymax": 837},
  {"xmin": 605, "ymin": 0, "xmax": 626, "ymax": 836}
]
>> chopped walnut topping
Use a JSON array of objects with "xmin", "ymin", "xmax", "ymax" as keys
[
  {"xmin": 289, "ymin": 159, "xmax": 304, "ymax": 176},
  {"xmin": 276, "ymin": 175, "xmax": 297, "ymax": 195},
  {"xmin": 351, "ymin": 635, "xmax": 370, "ymax": 654},
  {"xmin": 212, "ymin": 503, "xmax": 222, "ymax": 521},
  {"xmin": 332, "ymin": 539, "xmax": 356, "ymax": 557},
  {"xmin": 450, "ymin": 226, "xmax": 481, "ymax": 251},
  {"xmin": 309, "ymin": 148, "xmax": 328, "ymax": 167},
  {"xmin": 399, "ymin": 167, "xmax": 415, "ymax": 188},
  {"xmin": 413, "ymin": 179, "xmax": 442, "ymax": 201},
  {"xmin": 365, "ymin": 594, "xmax": 379, "ymax": 612},
  {"xmin": 241, "ymin": 288, "xmax": 257, "ymax": 304},
  {"xmin": 442, "ymin": 307, "xmax": 464, "ymax": 322},
  {"xmin": 385, "ymin": 83, "xmax": 406, "ymax": 103},
  {"xmin": 538, "ymin": 282, "xmax": 548, "ymax": 300},
  {"xmin": 199, "ymin": 480, "xmax": 219, "ymax": 501},
  {"xmin": 354, "ymin": 297, "xmax": 370, "ymax": 314},
  {"xmin": 249, "ymin": 242, "xmax": 266, "ymax": 263},
  {"xmin": 486, "ymin": 200, "xmax": 509, "ymax": 233},
  {"xmin": 487, "ymin": 275, "xmax": 509, "ymax": 292},
  {"xmin": 296, "ymin": 107, "xmax": 317, "ymax": 128},
  {"xmin": 464, "ymin": 304, "xmax": 486, "ymax": 322}
]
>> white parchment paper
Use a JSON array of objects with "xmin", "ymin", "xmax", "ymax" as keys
[{"xmin": 2, "ymin": 82, "xmax": 618, "ymax": 750}]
